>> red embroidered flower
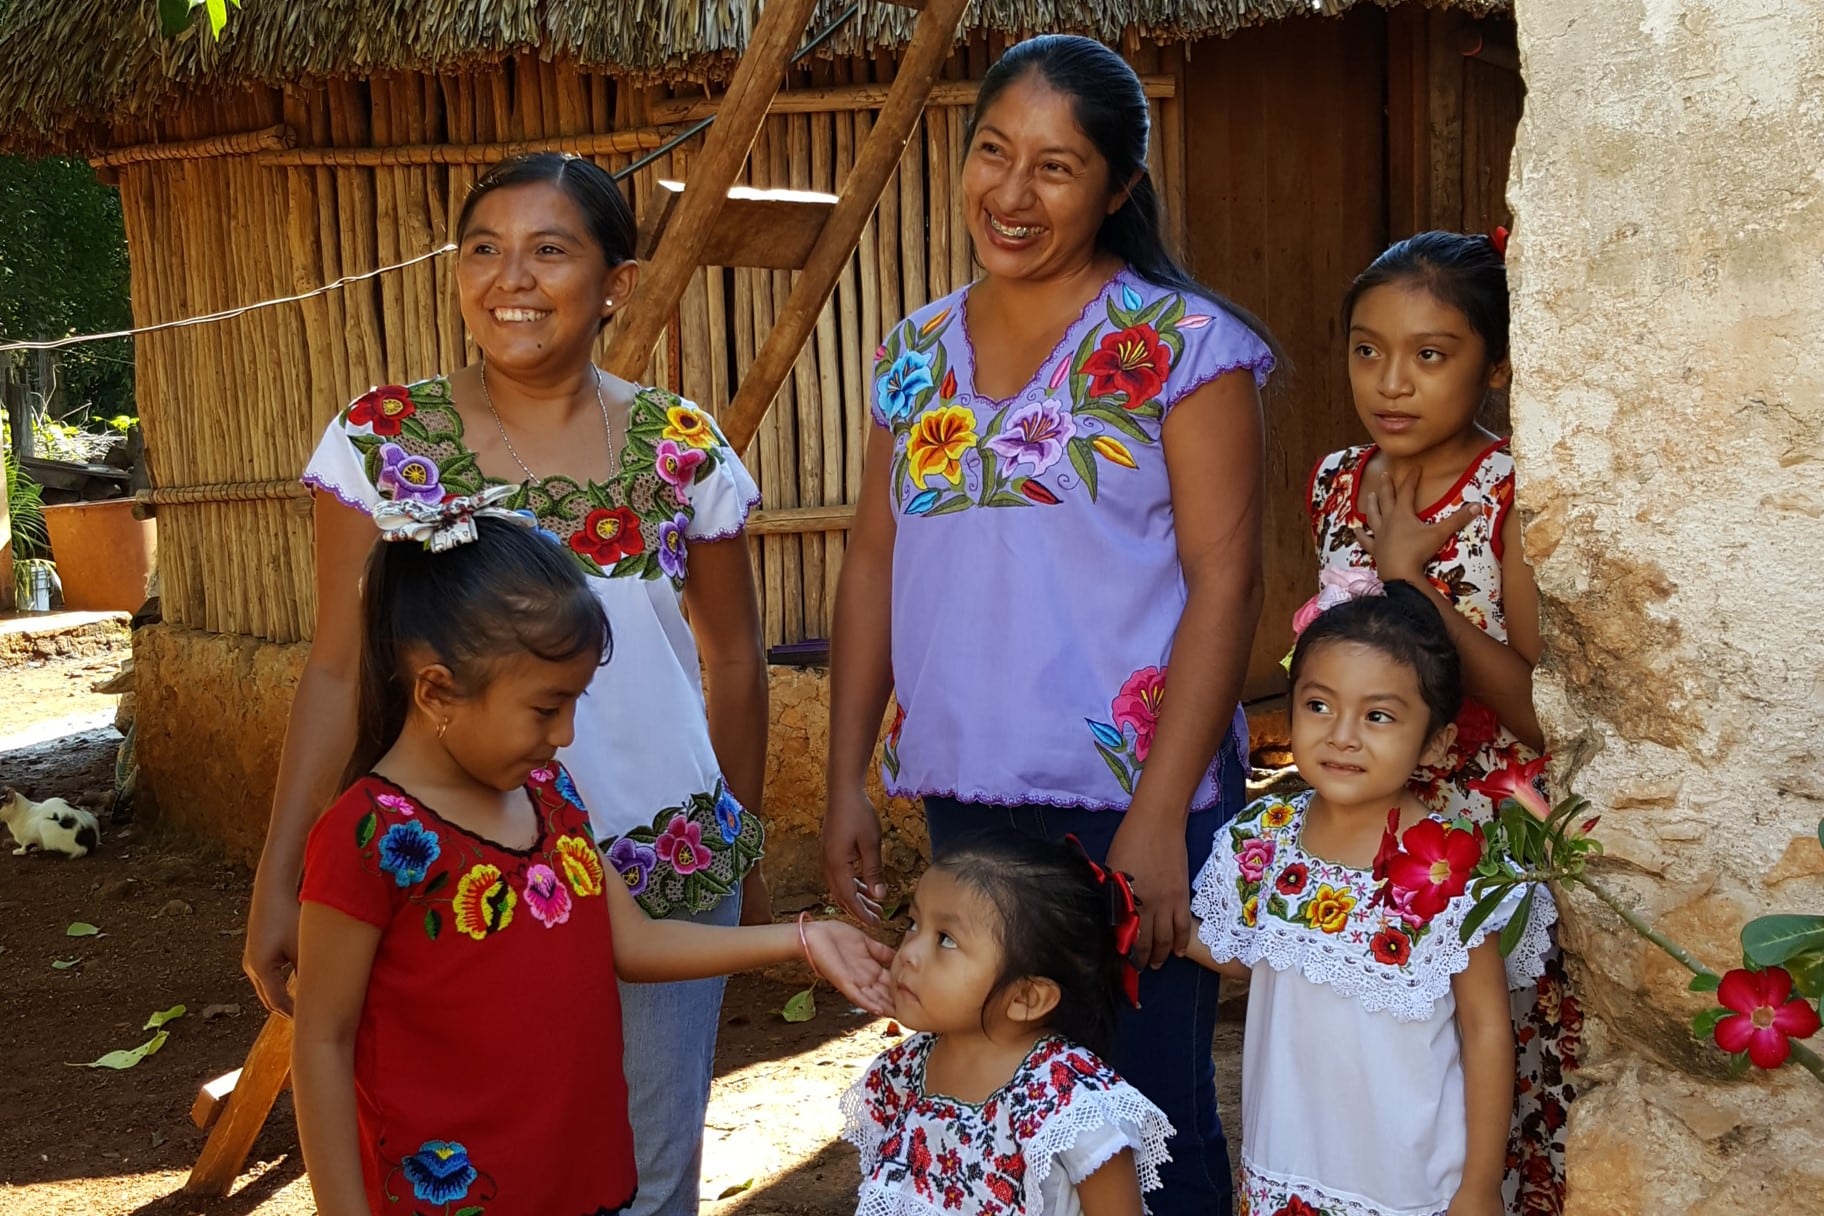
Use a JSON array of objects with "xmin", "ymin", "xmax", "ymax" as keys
[
  {"xmin": 347, "ymin": 385, "xmax": 416, "ymax": 436},
  {"xmin": 1273, "ymin": 1198, "xmax": 1321, "ymax": 1216},
  {"xmin": 1382, "ymin": 817, "xmax": 1485, "ymax": 920},
  {"xmin": 888, "ymin": 703, "xmax": 907, "ymax": 746},
  {"xmin": 1713, "ymin": 966, "xmax": 1823, "ymax": 1069},
  {"xmin": 1274, "ymin": 862, "xmax": 1309, "ymax": 896},
  {"xmin": 1370, "ymin": 927, "xmax": 1412, "ymax": 967},
  {"xmin": 1082, "ymin": 323, "xmax": 1172, "ymax": 408},
  {"xmin": 571, "ymin": 506, "xmax": 645, "ymax": 566},
  {"xmin": 985, "ymin": 1175, "xmax": 1017, "ymax": 1205}
]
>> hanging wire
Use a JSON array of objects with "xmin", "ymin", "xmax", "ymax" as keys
[{"xmin": 0, "ymin": 1, "xmax": 867, "ymax": 357}]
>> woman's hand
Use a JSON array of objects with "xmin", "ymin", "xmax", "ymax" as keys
[
  {"xmin": 1360, "ymin": 467, "xmax": 1480, "ymax": 583},
  {"xmin": 1444, "ymin": 1189, "xmax": 1504, "ymax": 1216},
  {"xmin": 738, "ymin": 866, "xmax": 773, "ymax": 927},
  {"xmin": 823, "ymin": 783, "xmax": 887, "ymax": 926},
  {"xmin": 244, "ymin": 857, "xmax": 302, "ymax": 1016},
  {"xmin": 805, "ymin": 920, "xmax": 897, "ymax": 1017},
  {"xmin": 1105, "ymin": 811, "xmax": 1190, "ymax": 972}
]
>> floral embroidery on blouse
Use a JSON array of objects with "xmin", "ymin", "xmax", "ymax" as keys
[
  {"xmin": 338, "ymin": 378, "xmax": 743, "ymax": 588},
  {"xmin": 1307, "ymin": 442, "xmax": 1537, "ymax": 817},
  {"xmin": 349, "ymin": 767, "xmax": 600, "ymax": 944},
  {"xmin": 877, "ymin": 283, "xmax": 1217, "ymax": 515},
  {"xmin": 381, "ymin": 1136, "xmax": 497, "ymax": 1213},
  {"xmin": 599, "ymin": 778, "xmax": 764, "ymax": 919},
  {"xmin": 1084, "ymin": 665, "xmax": 1168, "ymax": 795},
  {"xmin": 1191, "ymin": 792, "xmax": 1555, "ymax": 1023},
  {"xmin": 842, "ymin": 1033, "xmax": 1174, "ymax": 1216}
]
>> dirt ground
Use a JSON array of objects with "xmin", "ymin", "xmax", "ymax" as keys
[{"xmin": 0, "ymin": 644, "xmax": 1243, "ymax": 1216}]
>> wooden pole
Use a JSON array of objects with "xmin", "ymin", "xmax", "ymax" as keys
[
  {"xmin": 722, "ymin": 0, "xmax": 972, "ymax": 454},
  {"xmin": 602, "ymin": 0, "xmax": 825, "ymax": 383},
  {"xmin": 648, "ymin": 75, "xmax": 1177, "ymax": 122}
]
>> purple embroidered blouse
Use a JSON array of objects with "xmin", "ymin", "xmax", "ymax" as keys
[{"xmin": 873, "ymin": 267, "xmax": 1275, "ymax": 811}]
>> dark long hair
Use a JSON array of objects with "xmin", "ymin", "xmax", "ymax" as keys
[
  {"xmin": 459, "ymin": 152, "xmax": 637, "ymax": 266},
  {"xmin": 339, "ymin": 517, "xmax": 612, "ymax": 792},
  {"xmin": 967, "ymin": 34, "xmax": 1283, "ymax": 371},
  {"xmin": 1288, "ymin": 580, "xmax": 1463, "ymax": 735},
  {"xmin": 1342, "ymin": 230, "xmax": 1510, "ymax": 365},
  {"xmin": 930, "ymin": 830, "xmax": 1128, "ymax": 1055}
]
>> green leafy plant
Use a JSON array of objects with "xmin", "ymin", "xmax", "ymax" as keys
[
  {"xmin": 1462, "ymin": 758, "xmax": 1824, "ymax": 1085},
  {"xmin": 4, "ymin": 440, "xmax": 55, "ymax": 605},
  {"xmin": 159, "ymin": 0, "xmax": 242, "ymax": 38}
]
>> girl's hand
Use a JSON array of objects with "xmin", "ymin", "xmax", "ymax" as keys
[
  {"xmin": 1360, "ymin": 467, "xmax": 1481, "ymax": 583},
  {"xmin": 1445, "ymin": 1188, "xmax": 1504, "ymax": 1216},
  {"xmin": 805, "ymin": 920, "xmax": 898, "ymax": 1016}
]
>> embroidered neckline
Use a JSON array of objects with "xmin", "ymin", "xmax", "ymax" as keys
[
  {"xmin": 956, "ymin": 267, "xmax": 1130, "ymax": 408},
  {"xmin": 1292, "ymin": 798, "xmax": 1447, "ymax": 874},
  {"xmin": 911, "ymin": 1032, "xmax": 1065, "ymax": 1113},
  {"xmin": 363, "ymin": 771, "xmax": 558, "ymax": 859}
]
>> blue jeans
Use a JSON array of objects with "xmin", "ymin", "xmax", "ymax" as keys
[
  {"xmin": 617, "ymin": 888, "xmax": 741, "ymax": 1216},
  {"xmin": 925, "ymin": 757, "xmax": 1240, "ymax": 1216}
]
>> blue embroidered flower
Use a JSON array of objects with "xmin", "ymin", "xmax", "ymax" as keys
[
  {"xmin": 877, "ymin": 351, "xmax": 936, "ymax": 422},
  {"xmin": 904, "ymin": 488, "xmax": 941, "ymax": 516},
  {"xmin": 714, "ymin": 788, "xmax": 743, "ymax": 844},
  {"xmin": 1121, "ymin": 283, "xmax": 1145, "ymax": 312},
  {"xmin": 377, "ymin": 819, "xmax": 440, "ymax": 887},
  {"xmin": 401, "ymin": 1140, "xmax": 477, "ymax": 1205},
  {"xmin": 555, "ymin": 767, "xmax": 584, "ymax": 811}
]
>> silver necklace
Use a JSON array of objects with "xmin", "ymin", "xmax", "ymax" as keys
[{"xmin": 478, "ymin": 358, "xmax": 617, "ymax": 483}]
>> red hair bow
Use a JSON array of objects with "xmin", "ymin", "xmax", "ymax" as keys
[
  {"xmin": 1490, "ymin": 226, "xmax": 1510, "ymax": 262},
  {"xmin": 1066, "ymin": 835, "xmax": 1143, "ymax": 1008}
]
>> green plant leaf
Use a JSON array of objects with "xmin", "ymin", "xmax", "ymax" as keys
[
  {"xmin": 781, "ymin": 987, "xmax": 816, "ymax": 1023},
  {"xmin": 1497, "ymin": 886, "xmax": 1537, "ymax": 957},
  {"xmin": 157, "ymin": 0, "xmax": 194, "ymax": 36},
  {"xmin": 1817, "ymin": 816, "xmax": 1823, "ymax": 851},
  {"xmin": 1688, "ymin": 972, "xmax": 1721, "ymax": 993},
  {"xmin": 1691, "ymin": 1007, "xmax": 1730, "ymax": 1038},
  {"xmin": 1458, "ymin": 887, "xmax": 1510, "ymax": 945},
  {"xmin": 204, "ymin": 0, "xmax": 229, "ymax": 37},
  {"xmin": 1725, "ymin": 1048, "xmax": 1752, "ymax": 1078},
  {"xmin": 51, "ymin": 958, "xmax": 80, "ymax": 970},
  {"xmin": 65, "ymin": 922, "xmax": 102, "ymax": 938},
  {"xmin": 1784, "ymin": 950, "xmax": 1824, "ymax": 1000},
  {"xmin": 1740, "ymin": 915, "xmax": 1824, "ymax": 967},
  {"xmin": 71, "ymin": 1030, "xmax": 168, "ymax": 1070},
  {"xmin": 144, "ymin": 1004, "xmax": 186, "ymax": 1030}
]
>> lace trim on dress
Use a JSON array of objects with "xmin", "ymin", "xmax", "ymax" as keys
[
  {"xmin": 300, "ymin": 471, "xmax": 375, "ymax": 515},
  {"xmin": 1020, "ymin": 1084, "xmax": 1175, "ymax": 1216},
  {"xmin": 1242, "ymin": 1158, "xmax": 1449, "ymax": 1216}
]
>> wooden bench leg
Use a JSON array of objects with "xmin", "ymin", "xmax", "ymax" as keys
[{"xmin": 184, "ymin": 1010, "xmax": 294, "ymax": 1196}]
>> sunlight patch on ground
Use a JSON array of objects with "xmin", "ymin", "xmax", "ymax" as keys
[{"xmin": 0, "ymin": 1156, "xmax": 314, "ymax": 1216}]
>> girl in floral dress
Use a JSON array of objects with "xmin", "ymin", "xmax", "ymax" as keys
[
  {"xmin": 293, "ymin": 510, "xmax": 894, "ymax": 1216},
  {"xmin": 843, "ymin": 831, "xmax": 1173, "ymax": 1216},
  {"xmin": 1305, "ymin": 232, "xmax": 1577, "ymax": 1215},
  {"xmin": 1187, "ymin": 583, "xmax": 1554, "ymax": 1216}
]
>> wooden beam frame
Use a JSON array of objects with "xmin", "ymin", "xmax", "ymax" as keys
[{"xmin": 650, "ymin": 75, "xmax": 1176, "ymax": 124}]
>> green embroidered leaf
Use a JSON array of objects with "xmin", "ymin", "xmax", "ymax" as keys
[
  {"xmin": 424, "ymin": 870, "xmax": 450, "ymax": 896},
  {"xmin": 1159, "ymin": 330, "xmax": 1185, "ymax": 366},
  {"xmin": 977, "ymin": 449, "xmax": 1000, "ymax": 505},
  {"xmin": 397, "ymin": 415, "xmax": 434, "ymax": 445},
  {"xmin": 986, "ymin": 491, "xmax": 1031, "ymax": 509},
  {"xmin": 781, "ymin": 987, "xmax": 817, "ymax": 1023},
  {"xmin": 882, "ymin": 748, "xmax": 900, "ymax": 779},
  {"xmin": 1106, "ymin": 297, "xmax": 1131, "ymax": 332},
  {"xmin": 925, "ymin": 494, "xmax": 973, "ymax": 517},
  {"xmin": 66, "ymin": 922, "xmax": 102, "ymax": 938},
  {"xmin": 1078, "ymin": 404, "xmax": 1154, "ymax": 446},
  {"xmin": 1068, "ymin": 437, "xmax": 1100, "ymax": 502},
  {"xmin": 1496, "ymin": 886, "xmax": 1537, "ymax": 957},
  {"xmin": 1133, "ymin": 295, "xmax": 1170, "ymax": 329},
  {"xmin": 1155, "ymin": 293, "xmax": 1186, "ymax": 334},
  {"xmin": 437, "ymin": 450, "xmax": 481, "ymax": 492},
  {"xmin": 1128, "ymin": 401, "xmax": 1164, "ymax": 421},
  {"xmin": 1094, "ymin": 743, "xmax": 1134, "ymax": 795},
  {"xmin": 1265, "ymin": 893, "xmax": 1290, "ymax": 922},
  {"xmin": 424, "ymin": 909, "xmax": 442, "ymax": 941},
  {"xmin": 454, "ymin": 1207, "xmax": 486, "ymax": 1216},
  {"xmin": 356, "ymin": 811, "xmax": 378, "ymax": 849}
]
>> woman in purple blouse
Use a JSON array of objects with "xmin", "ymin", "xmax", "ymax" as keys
[{"xmin": 822, "ymin": 34, "xmax": 1278, "ymax": 1216}]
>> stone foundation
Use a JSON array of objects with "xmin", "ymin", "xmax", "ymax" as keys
[{"xmin": 1511, "ymin": 2, "xmax": 1824, "ymax": 1210}]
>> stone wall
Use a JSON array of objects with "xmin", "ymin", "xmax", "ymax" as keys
[
  {"xmin": 1509, "ymin": 1, "xmax": 1824, "ymax": 1210},
  {"xmin": 134, "ymin": 625, "xmax": 926, "ymax": 901}
]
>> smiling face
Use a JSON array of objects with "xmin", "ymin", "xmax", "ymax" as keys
[
  {"xmin": 455, "ymin": 181, "xmax": 631, "ymax": 377},
  {"xmin": 889, "ymin": 866, "xmax": 1011, "ymax": 1035},
  {"xmin": 960, "ymin": 73, "xmax": 1126, "ymax": 285},
  {"xmin": 1347, "ymin": 281, "xmax": 1511, "ymax": 458},
  {"xmin": 428, "ymin": 648, "xmax": 599, "ymax": 792},
  {"xmin": 1290, "ymin": 640, "xmax": 1453, "ymax": 813}
]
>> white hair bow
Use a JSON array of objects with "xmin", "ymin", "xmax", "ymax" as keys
[{"xmin": 373, "ymin": 483, "xmax": 535, "ymax": 553}]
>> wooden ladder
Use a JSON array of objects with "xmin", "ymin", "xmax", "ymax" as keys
[{"xmin": 182, "ymin": 0, "xmax": 969, "ymax": 1196}]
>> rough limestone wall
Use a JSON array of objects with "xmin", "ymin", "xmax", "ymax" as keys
[
  {"xmin": 1510, "ymin": 2, "xmax": 1824, "ymax": 1211},
  {"xmin": 135, "ymin": 626, "xmax": 925, "ymax": 899}
]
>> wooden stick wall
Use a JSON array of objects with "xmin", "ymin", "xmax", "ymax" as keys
[{"xmin": 114, "ymin": 42, "xmax": 1186, "ymax": 651}]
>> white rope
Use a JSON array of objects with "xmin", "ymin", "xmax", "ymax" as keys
[{"xmin": 0, "ymin": 242, "xmax": 457, "ymax": 354}]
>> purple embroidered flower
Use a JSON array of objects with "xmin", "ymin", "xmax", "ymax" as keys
[
  {"xmin": 654, "ymin": 439, "xmax": 706, "ymax": 503},
  {"xmin": 607, "ymin": 836, "xmax": 658, "ymax": 896},
  {"xmin": 877, "ymin": 351, "xmax": 936, "ymax": 422},
  {"xmin": 376, "ymin": 819, "xmax": 440, "ymax": 887},
  {"xmin": 986, "ymin": 398, "xmax": 1076, "ymax": 475},
  {"xmin": 657, "ymin": 513, "xmax": 690, "ymax": 581},
  {"xmin": 401, "ymin": 1141, "xmax": 477, "ymax": 1205},
  {"xmin": 375, "ymin": 792, "xmax": 415, "ymax": 816},
  {"xmin": 522, "ymin": 863, "xmax": 573, "ymax": 928},
  {"xmin": 376, "ymin": 443, "xmax": 444, "ymax": 504}
]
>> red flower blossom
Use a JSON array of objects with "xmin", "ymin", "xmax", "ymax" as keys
[
  {"xmin": 1467, "ymin": 754, "xmax": 1552, "ymax": 820},
  {"xmin": 1082, "ymin": 323, "xmax": 1172, "ymax": 408},
  {"xmin": 1273, "ymin": 1198, "xmax": 1321, "ymax": 1216},
  {"xmin": 347, "ymin": 385, "xmax": 416, "ymax": 436},
  {"xmin": 1713, "ymin": 966, "xmax": 1822, "ymax": 1069},
  {"xmin": 1275, "ymin": 862, "xmax": 1310, "ymax": 896},
  {"xmin": 571, "ymin": 506, "xmax": 644, "ymax": 566},
  {"xmin": 1382, "ymin": 817, "xmax": 1484, "ymax": 920},
  {"xmin": 1370, "ymin": 927, "xmax": 1413, "ymax": 967}
]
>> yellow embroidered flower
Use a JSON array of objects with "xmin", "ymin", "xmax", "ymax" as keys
[
  {"xmin": 452, "ymin": 863, "xmax": 517, "ymax": 940},
  {"xmin": 905, "ymin": 404, "xmax": 978, "ymax": 486},
  {"xmin": 662, "ymin": 404, "xmax": 718, "ymax": 450},
  {"xmin": 1261, "ymin": 800, "xmax": 1295, "ymax": 830},
  {"xmin": 1091, "ymin": 435, "xmax": 1137, "ymax": 469},
  {"xmin": 1242, "ymin": 895, "xmax": 1259, "ymax": 927},
  {"xmin": 555, "ymin": 835, "xmax": 605, "ymax": 897},
  {"xmin": 1303, "ymin": 883, "xmax": 1356, "ymax": 935}
]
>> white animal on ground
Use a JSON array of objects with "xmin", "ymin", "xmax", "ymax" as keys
[{"xmin": 0, "ymin": 788, "xmax": 101, "ymax": 858}]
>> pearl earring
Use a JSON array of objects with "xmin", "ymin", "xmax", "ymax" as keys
[{"xmin": 604, "ymin": 298, "xmax": 614, "ymax": 308}]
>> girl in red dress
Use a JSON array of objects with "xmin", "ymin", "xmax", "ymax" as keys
[{"xmin": 292, "ymin": 502, "xmax": 894, "ymax": 1216}]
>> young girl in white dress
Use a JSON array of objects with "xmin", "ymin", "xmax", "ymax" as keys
[
  {"xmin": 1186, "ymin": 581, "xmax": 1554, "ymax": 1216},
  {"xmin": 843, "ymin": 832, "xmax": 1174, "ymax": 1216}
]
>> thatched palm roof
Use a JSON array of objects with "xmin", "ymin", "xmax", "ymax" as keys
[{"xmin": 0, "ymin": 0, "xmax": 1507, "ymax": 152}]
